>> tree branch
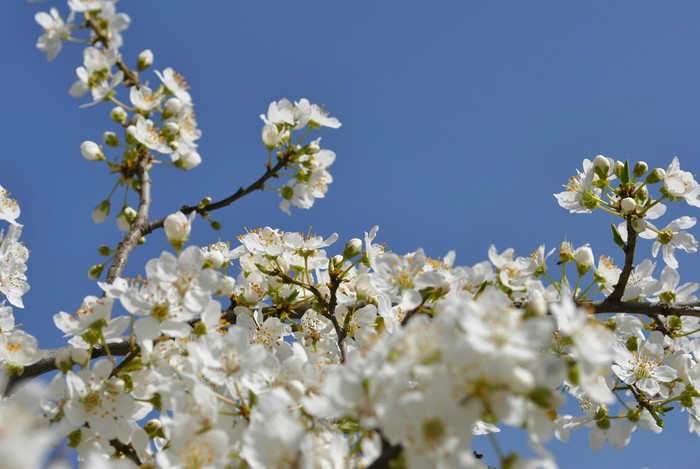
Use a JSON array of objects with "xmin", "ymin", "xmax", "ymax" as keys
[
  {"xmin": 106, "ymin": 157, "xmax": 152, "ymax": 283},
  {"xmin": 143, "ymin": 153, "xmax": 291, "ymax": 236},
  {"xmin": 604, "ymin": 217, "xmax": 637, "ymax": 303},
  {"xmin": 6, "ymin": 339, "xmax": 133, "ymax": 394},
  {"xmin": 589, "ymin": 299, "xmax": 700, "ymax": 318}
]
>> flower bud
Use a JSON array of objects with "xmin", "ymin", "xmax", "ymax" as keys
[
  {"xmin": 592, "ymin": 155, "xmax": 610, "ymax": 179},
  {"xmin": 613, "ymin": 161, "xmax": 625, "ymax": 179},
  {"xmin": 574, "ymin": 245, "xmax": 594, "ymax": 275},
  {"xmin": 331, "ymin": 254, "xmax": 344, "ymax": 270},
  {"xmin": 164, "ymin": 211, "xmax": 193, "ymax": 251},
  {"xmin": 55, "ymin": 348, "xmax": 72, "ymax": 373},
  {"xmin": 262, "ymin": 123, "xmax": 280, "ymax": 150},
  {"xmin": 117, "ymin": 206, "xmax": 136, "ymax": 232},
  {"xmin": 646, "ymin": 168, "xmax": 666, "ymax": 184},
  {"xmin": 98, "ymin": 245, "xmax": 112, "ymax": 256},
  {"xmin": 176, "ymin": 152, "xmax": 202, "ymax": 170},
  {"xmin": 102, "ymin": 131, "xmax": 119, "ymax": 147},
  {"xmin": 125, "ymin": 125, "xmax": 137, "ymax": 145},
  {"xmin": 163, "ymin": 98, "xmax": 182, "ymax": 119},
  {"xmin": 635, "ymin": 185, "xmax": 648, "ymax": 202},
  {"xmin": 162, "ymin": 121, "xmax": 180, "ymax": 137},
  {"xmin": 204, "ymin": 249, "xmax": 225, "ymax": 269},
  {"xmin": 111, "ymin": 106, "xmax": 127, "ymax": 125},
  {"xmin": 92, "ymin": 200, "xmax": 110, "ymax": 224},
  {"xmin": 80, "ymin": 141, "xmax": 104, "ymax": 161},
  {"xmin": 307, "ymin": 142, "xmax": 321, "ymax": 154},
  {"xmin": 137, "ymin": 49, "xmax": 154, "ymax": 71},
  {"xmin": 144, "ymin": 419, "xmax": 164, "ymax": 439},
  {"xmin": 620, "ymin": 197, "xmax": 636, "ymax": 214},
  {"xmin": 343, "ymin": 238, "xmax": 363, "ymax": 259},
  {"xmin": 87, "ymin": 263, "xmax": 104, "ymax": 280},
  {"xmin": 216, "ymin": 276, "xmax": 235, "ymax": 296},
  {"xmin": 633, "ymin": 161, "xmax": 648, "ymax": 179}
]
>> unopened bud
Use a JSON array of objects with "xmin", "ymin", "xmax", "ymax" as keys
[
  {"xmin": 92, "ymin": 200, "xmax": 110, "ymax": 224},
  {"xmin": 137, "ymin": 49, "xmax": 154, "ymax": 71},
  {"xmin": 98, "ymin": 245, "xmax": 112, "ymax": 256},
  {"xmin": 175, "ymin": 152, "xmax": 202, "ymax": 170},
  {"xmin": 144, "ymin": 419, "xmax": 164, "ymax": 439},
  {"xmin": 216, "ymin": 276, "xmax": 235, "ymax": 296},
  {"xmin": 88, "ymin": 264, "xmax": 104, "ymax": 280},
  {"xmin": 102, "ymin": 131, "xmax": 119, "ymax": 147},
  {"xmin": 646, "ymin": 168, "xmax": 666, "ymax": 184},
  {"xmin": 117, "ymin": 206, "xmax": 136, "ymax": 232},
  {"xmin": 633, "ymin": 161, "xmax": 648, "ymax": 179},
  {"xmin": 125, "ymin": 125, "xmax": 137, "ymax": 144},
  {"xmin": 162, "ymin": 121, "xmax": 180, "ymax": 137},
  {"xmin": 307, "ymin": 142, "xmax": 321, "ymax": 154},
  {"xmin": 620, "ymin": 197, "xmax": 636, "ymax": 214},
  {"xmin": 55, "ymin": 348, "xmax": 72, "ymax": 373},
  {"xmin": 613, "ymin": 161, "xmax": 625, "ymax": 179},
  {"xmin": 80, "ymin": 141, "xmax": 104, "ymax": 161},
  {"xmin": 332, "ymin": 254, "xmax": 344, "ymax": 270},
  {"xmin": 592, "ymin": 155, "xmax": 610, "ymax": 179},
  {"xmin": 262, "ymin": 123, "xmax": 280, "ymax": 150},
  {"xmin": 163, "ymin": 98, "xmax": 182, "ymax": 119},
  {"xmin": 343, "ymin": 238, "xmax": 363, "ymax": 259},
  {"xmin": 574, "ymin": 245, "xmax": 594, "ymax": 275},
  {"xmin": 164, "ymin": 211, "xmax": 193, "ymax": 251},
  {"xmin": 111, "ymin": 106, "xmax": 127, "ymax": 125},
  {"xmin": 204, "ymin": 250, "xmax": 225, "ymax": 269}
]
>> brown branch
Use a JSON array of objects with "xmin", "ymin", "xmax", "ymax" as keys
[
  {"xmin": 106, "ymin": 157, "xmax": 152, "ymax": 283},
  {"xmin": 588, "ymin": 299, "xmax": 700, "ymax": 318},
  {"xmin": 143, "ymin": 154, "xmax": 291, "ymax": 236},
  {"xmin": 6, "ymin": 339, "xmax": 133, "ymax": 394},
  {"xmin": 605, "ymin": 217, "xmax": 637, "ymax": 303}
]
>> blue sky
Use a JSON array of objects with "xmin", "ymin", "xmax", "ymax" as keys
[{"xmin": 3, "ymin": 1, "xmax": 700, "ymax": 467}]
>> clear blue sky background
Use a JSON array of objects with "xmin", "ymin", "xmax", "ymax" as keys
[{"xmin": 3, "ymin": 1, "xmax": 700, "ymax": 467}]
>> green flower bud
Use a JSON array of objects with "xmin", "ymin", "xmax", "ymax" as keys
[
  {"xmin": 343, "ymin": 238, "xmax": 363, "ymax": 259},
  {"xmin": 88, "ymin": 264, "xmax": 104, "ymax": 280},
  {"xmin": 110, "ymin": 106, "xmax": 128, "ymax": 125},
  {"xmin": 633, "ymin": 161, "xmax": 648, "ymax": 179},
  {"xmin": 137, "ymin": 49, "xmax": 153, "ymax": 71},
  {"xmin": 646, "ymin": 168, "xmax": 666, "ymax": 184},
  {"xmin": 102, "ymin": 131, "xmax": 119, "ymax": 147}
]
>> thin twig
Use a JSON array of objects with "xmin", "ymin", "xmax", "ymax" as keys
[{"xmin": 143, "ymin": 153, "xmax": 291, "ymax": 236}]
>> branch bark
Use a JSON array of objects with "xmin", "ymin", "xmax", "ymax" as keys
[
  {"xmin": 143, "ymin": 154, "xmax": 291, "ymax": 236},
  {"xmin": 106, "ymin": 157, "xmax": 152, "ymax": 283}
]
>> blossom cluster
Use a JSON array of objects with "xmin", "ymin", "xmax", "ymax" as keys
[
  {"xmin": 260, "ymin": 98, "xmax": 341, "ymax": 214},
  {"xmin": 5, "ymin": 1, "xmax": 700, "ymax": 468}
]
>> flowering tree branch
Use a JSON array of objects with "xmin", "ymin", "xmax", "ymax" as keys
[{"xmin": 143, "ymin": 151, "xmax": 292, "ymax": 236}]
